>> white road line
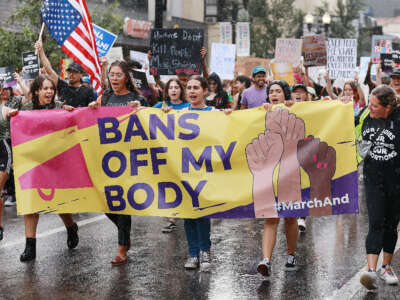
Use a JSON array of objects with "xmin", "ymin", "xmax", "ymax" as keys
[
  {"xmin": 0, "ymin": 215, "xmax": 106, "ymax": 250},
  {"xmin": 327, "ymin": 235, "xmax": 400, "ymax": 300}
]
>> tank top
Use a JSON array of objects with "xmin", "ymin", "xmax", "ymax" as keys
[{"xmin": 0, "ymin": 104, "xmax": 9, "ymax": 140}]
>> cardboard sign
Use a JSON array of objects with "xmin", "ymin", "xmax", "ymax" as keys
[
  {"xmin": 210, "ymin": 43, "xmax": 236, "ymax": 80},
  {"xmin": 271, "ymin": 62, "xmax": 294, "ymax": 85},
  {"xmin": 130, "ymin": 70, "xmax": 149, "ymax": 91},
  {"xmin": 302, "ymin": 35, "xmax": 327, "ymax": 67},
  {"xmin": 327, "ymin": 39, "xmax": 357, "ymax": 79},
  {"xmin": 92, "ymin": 24, "xmax": 118, "ymax": 58},
  {"xmin": 0, "ymin": 66, "xmax": 16, "ymax": 88},
  {"xmin": 235, "ymin": 57, "xmax": 270, "ymax": 77},
  {"xmin": 236, "ymin": 22, "xmax": 250, "ymax": 57},
  {"xmin": 275, "ymin": 38, "xmax": 303, "ymax": 66},
  {"xmin": 150, "ymin": 29, "xmax": 204, "ymax": 76},
  {"xmin": 380, "ymin": 53, "xmax": 393, "ymax": 73},
  {"xmin": 22, "ymin": 51, "xmax": 39, "ymax": 80}
]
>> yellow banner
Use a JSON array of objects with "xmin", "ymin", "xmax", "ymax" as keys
[{"xmin": 12, "ymin": 102, "xmax": 358, "ymax": 218}]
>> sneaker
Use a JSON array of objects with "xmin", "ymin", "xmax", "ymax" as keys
[
  {"xmin": 297, "ymin": 218, "xmax": 306, "ymax": 232},
  {"xmin": 161, "ymin": 221, "xmax": 177, "ymax": 233},
  {"xmin": 66, "ymin": 223, "xmax": 79, "ymax": 249},
  {"xmin": 285, "ymin": 254, "xmax": 297, "ymax": 271},
  {"xmin": 200, "ymin": 251, "xmax": 211, "ymax": 271},
  {"xmin": 257, "ymin": 258, "xmax": 271, "ymax": 277},
  {"xmin": 378, "ymin": 265, "xmax": 399, "ymax": 285},
  {"xmin": 4, "ymin": 195, "xmax": 16, "ymax": 207},
  {"xmin": 360, "ymin": 270, "xmax": 378, "ymax": 290},
  {"xmin": 184, "ymin": 256, "xmax": 199, "ymax": 270}
]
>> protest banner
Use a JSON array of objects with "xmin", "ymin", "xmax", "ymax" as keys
[
  {"xmin": 220, "ymin": 22, "xmax": 233, "ymax": 44},
  {"xmin": 92, "ymin": 24, "xmax": 117, "ymax": 57},
  {"xmin": 236, "ymin": 22, "xmax": 250, "ymax": 57},
  {"xmin": 0, "ymin": 66, "xmax": 16, "ymax": 88},
  {"xmin": 271, "ymin": 62, "xmax": 294, "ymax": 85},
  {"xmin": 22, "ymin": 52, "xmax": 39, "ymax": 80},
  {"xmin": 302, "ymin": 35, "xmax": 327, "ymax": 67},
  {"xmin": 380, "ymin": 53, "xmax": 393, "ymax": 73},
  {"xmin": 392, "ymin": 43, "xmax": 400, "ymax": 67},
  {"xmin": 12, "ymin": 102, "xmax": 358, "ymax": 219},
  {"xmin": 210, "ymin": 43, "xmax": 236, "ymax": 80},
  {"xmin": 150, "ymin": 29, "xmax": 204, "ymax": 76},
  {"xmin": 275, "ymin": 38, "xmax": 303, "ymax": 66},
  {"xmin": 327, "ymin": 39, "xmax": 357, "ymax": 79},
  {"xmin": 235, "ymin": 57, "xmax": 270, "ymax": 77},
  {"xmin": 371, "ymin": 35, "xmax": 395, "ymax": 63},
  {"xmin": 106, "ymin": 47, "xmax": 124, "ymax": 64}
]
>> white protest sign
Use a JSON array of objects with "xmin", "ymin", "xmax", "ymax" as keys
[
  {"xmin": 275, "ymin": 38, "xmax": 303, "ymax": 66},
  {"xmin": 210, "ymin": 43, "xmax": 236, "ymax": 80},
  {"xmin": 130, "ymin": 50, "xmax": 155, "ymax": 84},
  {"xmin": 327, "ymin": 39, "xmax": 357, "ymax": 79},
  {"xmin": 219, "ymin": 22, "xmax": 232, "ymax": 44},
  {"xmin": 106, "ymin": 47, "xmax": 123, "ymax": 64},
  {"xmin": 236, "ymin": 22, "xmax": 250, "ymax": 57}
]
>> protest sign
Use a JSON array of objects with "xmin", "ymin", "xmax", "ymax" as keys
[
  {"xmin": 0, "ymin": 66, "xmax": 16, "ymax": 88},
  {"xmin": 60, "ymin": 58, "xmax": 73, "ymax": 80},
  {"xmin": 129, "ymin": 50, "xmax": 155, "ymax": 84},
  {"xmin": 371, "ymin": 35, "xmax": 395, "ymax": 63},
  {"xmin": 210, "ymin": 43, "xmax": 236, "ymax": 80},
  {"xmin": 327, "ymin": 39, "xmax": 357, "ymax": 79},
  {"xmin": 380, "ymin": 53, "xmax": 393, "ymax": 73},
  {"xmin": 302, "ymin": 35, "xmax": 327, "ymax": 67},
  {"xmin": 130, "ymin": 70, "xmax": 150, "ymax": 91},
  {"xmin": 92, "ymin": 24, "xmax": 117, "ymax": 57},
  {"xmin": 22, "ymin": 52, "xmax": 39, "ymax": 80},
  {"xmin": 392, "ymin": 43, "xmax": 400, "ymax": 66},
  {"xmin": 220, "ymin": 22, "xmax": 233, "ymax": 44},
  {"xmin": 12, "ymin": 102, "xmax": 358, "ymax": 218},
  {"xmin": 236, "ymin": 22, "xmax": 250, "ymax": 57},
  {"xmin": 106, "ymin": 47, "xmax": 123, "ymax": 64},
  {"xmin": 150, "ymin": 29, "xmax": 204, "ymax": 76},
  {"xmin": 275, "ymin": 38, "xmax": 303, "ymax": 66},
  {"xmin": 271, "ymin": 62, "xmax": 294, "ymax": 85},
  {"xmin": 235, "ymin": 57, "xmax": 270, "ymax": 77}
]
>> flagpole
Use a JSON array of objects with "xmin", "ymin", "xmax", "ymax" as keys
[{"xmin": 35, "ymin": 23, "xmax": 45, "ymax": 55}]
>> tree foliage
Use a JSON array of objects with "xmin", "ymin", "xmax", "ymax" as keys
[{"xmin": 0, "ymin": 0, "xmax": 123, "ymax": 71}]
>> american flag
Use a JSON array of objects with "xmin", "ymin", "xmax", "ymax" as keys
[{"xmin": 42, "ymin": 0, "xmax": 102, "ymax": 95}]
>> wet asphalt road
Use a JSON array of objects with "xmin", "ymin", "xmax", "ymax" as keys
[{"xmin": 0, "ymin": 175, "xmax": 399, "ymax": 299}]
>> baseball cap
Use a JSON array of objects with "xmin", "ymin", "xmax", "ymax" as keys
[
  {"xmin": 306, "ymin": 86, "xmax": 316, "ymax": 97},
  {"xmin": 390, "ymin": 68, "xmax": 400, "ymax": 78},
  {"xmin": 67, "ymin": 62, "xmax": 84, "ymax": 73},
  {"xmin": 291, "ymin": 84, "xmax": 307, "ymax": 93},
  {"xmin": 252, "ymin": 66, "xmax": 266, "ymax": 76}
]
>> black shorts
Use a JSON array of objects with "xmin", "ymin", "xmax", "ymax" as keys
[{"xmin": 0, "ymin": 139, "xmax": 12, "ymax": 173}]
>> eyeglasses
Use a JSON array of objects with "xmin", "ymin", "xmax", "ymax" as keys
[{"xmin": 108, "ymin": 73, "xmax": 125, "ymax": 79}]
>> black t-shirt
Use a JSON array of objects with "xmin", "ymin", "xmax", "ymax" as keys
[
  {"xmin": 205, "ymin": 91, "xmax": 229, "ymax": 109},
  {"xmin": 102, "ymin": 90, "xmax": 149, "ymax": 107},
  {"xmin": 313, "ymin": 81, "xmax": 341, "ymax": 99},
  {"xmin": 57, "ymin": 78, "xmax": 94, "ymax": 107}
]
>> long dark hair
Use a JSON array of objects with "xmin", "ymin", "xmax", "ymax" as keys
[
  {"xmin": 30, "ymin": 75, "xmax": 56, "ymax": 109},
  {"xmin": 266, "ymin": 80, "xmax": 291, "ymax": 101},
  {"xmin": 163, "ymin": 78, "xmax": 186, "ymax": 102},
  {"xmin": 106, "ymin": 60, "xmax": 141, "ymax": 95}
]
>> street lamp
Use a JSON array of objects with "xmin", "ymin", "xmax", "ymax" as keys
[
  {"xmin": 305, "ymin": 13, "xmax": 314, "ymax": 32},
  {"xmin": 304, "ymin": 12, "xmax": 331, "ymax": 35},
  {"xmin": 322, "ymin": 13, "xmax": 331, "ymax": 34}
]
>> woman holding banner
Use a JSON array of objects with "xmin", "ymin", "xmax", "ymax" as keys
[
  {"xmin": 89, "ymin": 60, "xmax": 148, "ymax": 266},
  {"xmin": 14, "ymin": 75, "xmax": 79, "ymax": 261},
  {"xmin": 358, "ymin": 85, "xmax": 400, "ymax": 290}
]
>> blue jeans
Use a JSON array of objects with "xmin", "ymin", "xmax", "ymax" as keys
[{"xmin": 184, "ymin": 218, "xmax": 211, "ymax": 257}]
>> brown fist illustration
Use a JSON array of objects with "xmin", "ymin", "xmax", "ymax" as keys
[{"xmin": 297, "ymin": 136, "xmax": 336, "ymax": 216}]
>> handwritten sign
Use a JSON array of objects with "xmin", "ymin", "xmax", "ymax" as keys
[
  {"xmin": 210, "ymin": 43, "xmax": 236, "ymax": 80},
  {"xmin": 0, "ymin": 66, "xmax": 16, "ymax": 88},
  {"xmin": 380, "ymin": 53, "xmax": 393, "ymax": 73},
  {"xmin": 302, "ymin": 35, "xmax": 327, "ymax": 67},
  {"xmin": 275, "ymin": 38, "xmax": 303, "ymax": 66},
  {"xmin": 235, "ymin": 57, "xmax": 270, "ymax": 77},
  {"xmin": 106, "ymin": 47, "xmax": 123, "ymax": 64},
  {"xmin": 150, "ymin": 29, "xmax": 204, "ymax": 76},
  {"xmin": 22, "ymin": 52, "xmax": 39, "ymax": 80},
  {"xmin": 92, "ymin": 24, "xmax": 117, "ymax": 57},
  {"xmin": 327, "ymin": 39, "xmax": 357, "ymax": 79}
]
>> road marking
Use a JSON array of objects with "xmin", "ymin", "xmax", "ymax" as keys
[
  {"xmin": 0, "ymin": 215, "xmax": 106, "ymax": 250},
  {"xmin": 327, "ymin": 235, "xmax": 400, "ymax": 300}
]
